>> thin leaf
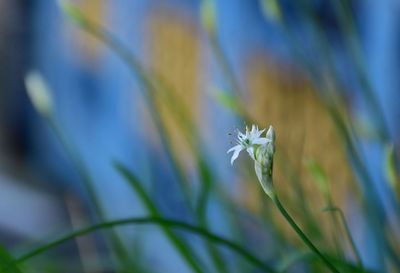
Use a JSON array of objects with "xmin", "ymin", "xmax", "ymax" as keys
[
  {"xmin": 0, "ymin": 245, "xmax": 24, "ymax": 273},
  {"xmin": 385, "ymin": 144, "xmax": 400, "ymax": 197},
  {"xmin": 276, "ymin": 250, "xmax": 311, "ymax": 272},
  {"xmin": 59, "ymin": 4, "xmax": 228, "ymax": 272},
  {"xmin": 306, "ymin": 159, "xmax": 329, "ymax": 198},
  {"xmin": 211, "ymin": 88, "xmax": 241, "ymax": 114},
  {"xmin": 15, "ymin": 216, "xmax": 276, "ymax": 273},
  {"xmin": 322, "ymin": 206, "xmax": 363, "ymax": 269},
  {"xmin": 200, "ymin": 0, "xmax": 216, "ymax": 35},
  {"xmin": 114, "ymin": 163, "xmax": 205, "ymax": 273},
  {"xmin": 260, "ymin": 0, "xmax": 282, "ymax": 22}
]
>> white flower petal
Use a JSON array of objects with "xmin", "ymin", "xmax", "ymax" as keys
[
  {"xmin": 253, "ymin": 137, "xmax": 269, "ymax": 145},
  {"xmin": 228, "ymin": 124, "xmax": 275, "ymax": 170},
  {"xmin": 255, "ymin": 128, "xmax": 265, "ymax": 138},
  {"xmin": 230, "ymin": 148, "xmax": 242, "ymax": 165},
  {"xmin": 246, "ymin": 146, "xmax": 255, "ymax": 160},
  {"xmin": 227, "ymin": 145, "xmax": 242, "ymax": 154}
]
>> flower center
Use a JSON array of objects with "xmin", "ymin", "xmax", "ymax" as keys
[{"xmin": 242, "ymin": 138, "xmax": 251, "ymax": 147}]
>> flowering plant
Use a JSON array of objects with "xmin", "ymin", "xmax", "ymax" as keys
[{"xmin": 229, "ymin": 124, "xmax": 340, "ymax": 273}]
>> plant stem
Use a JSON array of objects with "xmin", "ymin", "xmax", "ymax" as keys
[
  {"xmin": 324, "ymin": 206, "xmax": 364, "ymax": 269},
  {"xmin": 271, "ymin": 194, "xmax": 341, "ymax": 273},
  {"xmin": 337, "ymin": 210, "xmax": 363, "ymax": 269},
  {"xmin": 115, "ymin": 163, "xmax": 205, "ymax": 273},
  {"xmin": 14, "ymin": 216, "xmax": 277, "ymax": 273},
  {"xmin": 46, "ymin": 117, "xmax": 136, "ymax": 271},
  {"xmin": 63, "ymin": 7, "xmax": 227, "ymax": 272}
]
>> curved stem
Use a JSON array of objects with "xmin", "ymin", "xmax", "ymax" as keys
[
  {"xmin": 323, "ymin": 206, "xmax": 364, "ymax": 269},
  {"xmin": 14, "ymin": 216, "xmax": 277, "ymax": 273},
  {"xmin": 271, "ymin": 195, "xmax": 341, "ymax": 273}
]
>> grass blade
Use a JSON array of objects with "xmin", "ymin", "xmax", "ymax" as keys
[
  {"xmin": 59, "ymin": 3, "xmax": 230, "ymax": 271},
  {"xmin": 0, "ymin": 245, "xmax": 24, "ymax": 273},
  {"xmin": 114, "ymin": 162, "xmax": 206, "ymax": 273},
  {"xmin": 322, "ymin": 206, "xmax": 364, "ymax": 269},
  {"xmin": 15, "ymin": 216, "xmax": 276, "ymax": 273}
]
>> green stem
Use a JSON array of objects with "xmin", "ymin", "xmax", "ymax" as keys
[
  {"xmin": 115, "ymin": 163, "xmax": 205, "ymax": 273},
  {"xmin": 14, "ymin": 216, "xmax": 276, "ymax": 273},
  {"xmin": 67, "ymin": 7, "xmax": 194, "ymax": 208},
  {"xmin": 271, "ymin": 194, "xmax": 341, "ymax": 273},
  {"xmin": 325, "ymin": 206, "xmax": 363, "ymax": 269},
  {"xmin": 209, "ymin": 34, "xmax": 242, "ymax": 99},
  {"xmin": 46, "ymin": 117, "xmax": 136, "ymax": 270},
  {"xmin": 207, "ymin": 33, "xmax": 254, "ymax": 124},
  {"xmin": 63, "ymin": 7, "xmax": 228, "ymax": 272}
]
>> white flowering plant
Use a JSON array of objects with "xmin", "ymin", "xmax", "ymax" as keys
[
  {"xmin": 3, "ymin": 0, "xmax": 397, "ymax": 273},
  {"xmin": 228, "ymin": 125, "xmax": 276, "ymax": 197},
  {"xmin": 229, "ymin": 125, "xmax": 340, "ymax": 273}
]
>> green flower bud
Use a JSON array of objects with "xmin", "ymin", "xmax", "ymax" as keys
[
  {"xmin": 254, "ymin": 127, "xmax": 276, "ymax": 198},
  {"xmin": 265, "ymin": 125, "xmax": 276, "ymax": 155}
]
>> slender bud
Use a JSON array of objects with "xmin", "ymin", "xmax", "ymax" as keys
[
  {"xmin": 24, "ymin": 71, "xmax": 53, "ymax": 117},
  {"xmin": 254, "ymin": 126, "xmax": 276, "ymax": 198},
  {"xmin": 200, "ymin": 0, "xmax": 216, "ymax": 36},
  {"xmin": 58, "ymin": 0, "xmax": 86, "ymax": 26},
  {"xmin": 266, "ymin": 125, "xmax": 275, "ymax": 151},
  {"xmin": 260, "ymin": 0, "xmax": 282, "ymax": 23}
]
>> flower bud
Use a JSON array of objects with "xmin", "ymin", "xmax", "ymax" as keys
[
  {"xmin": 266, "ymin": 125, "xmax": 276, "ymax": 155},
  {"xmin": 200, "ymin": 0, "xmax": 216, "ymax": 36},
  {"xmin": 58, "ymin": 0, "xmax": 86, "ymax": 26},
  {"xmin": 24, "ymin": 71, "xmax": 53, "ymax": 117},
  {"xmin": 260, "ymin": 0, "xmax": 282, "ymax": 23},
  {"xmin": 254, "ymin": 144, "xmax": 275, "ymax": 198}
]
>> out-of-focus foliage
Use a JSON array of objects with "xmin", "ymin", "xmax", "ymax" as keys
[{"xmin": 1, "ymin": 0, "xmax": 399, "ymax": 273}]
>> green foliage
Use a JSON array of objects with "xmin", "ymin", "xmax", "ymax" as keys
[
  {"xmin": 200, "ymin": 0, "xmax": 217, "ymax": 35},
  {"xmin": 260, "ymin": 0, "xmax": 282, "ymax": 22},
  {"xmin": 211, "ymin": 88, "xmax": 242, "ymax": 114},
  {"xmin": 306, "ymin": 159, "xmax": 330, "ymax": 198},
  {"xmin": 385, "ymin": 145, "xmax": 400, "ymax": 193},
  {"xmin": 9, "ymin": 0, "xmax": 400, "ymax": 272},
  {"xmin": 0, "ymin": 245, "xmax": 23, "ymax": 273},
  {"xmin": 115, "ymin": 163, "xmax": 206, "ymax": 273},
  {"xmin": 58, "ymin": 0, "xmax": 87, "ymax": 27},
  {"xmin": 15, "ymin": 216, "xmax": 276, "ymax": 273}
]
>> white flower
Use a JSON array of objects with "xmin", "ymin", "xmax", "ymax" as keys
[
  {"xmin": 228, "ymin": 125, "xmax": 277, "ymax": 198},
  {"xmin": 227, "ymin": 125, "xmax": 269, "ymax": 165}
]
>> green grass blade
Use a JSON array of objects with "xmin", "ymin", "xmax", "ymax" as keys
[
  {"xmin": 322, "ymin": 206, "xmax": 364, "ymax": 269},
  {"xmin": 385, "ymin": 145, "xmax": 400, "ymax": 198},
  {"xmin": 114, "ymin": 163, "xmax": 206, "ymax": 273},
  {"xmin": 196, "ymin": 158, "xmax": 228, "ymax": 273},
  {"xmin": 271, "ymin": 195, "xmax": 341, "ymax": 273},
  {"xmin": 306, "ymin": 159, "xmax": 345, "ymax": 257},
  {"xmin": 210, "ymin": 88, "xmax": 242, "ymax": 115},
  {"xmin": 276, "ymin": 250, "xmax": 311, "ymax": 272},
  {"xmin": 276, "ymin": 248, "xmax": 375, "ymax": 273},
  {"xmin": 59, "ymin": 0, "xmax": 195, "ymax": 209},
  {"xmin": 45, "ymin": 118, "xmax": 142, "ymax": 271},
  {"xmin": 259, "ymin": 0, "xmax": 282, "ymax": 22},
  {"xmin": 0, "ymin": 245, "xmax": 24, "ymax": 273},
  {"xmin": 15, "ymin": 216, "xmax": 276, "ymax": 273},
  {"xmin": 25, "ymin": 73, "xmax": 139, "ymax": 270},
  {"xmin": 59, "ymin": 3, "xmax": 229, "ymax": 271}
]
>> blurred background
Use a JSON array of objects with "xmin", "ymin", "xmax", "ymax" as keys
[{"xmin": 1, "ymin": 0, "xmax": 400, "ymax": 272}]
